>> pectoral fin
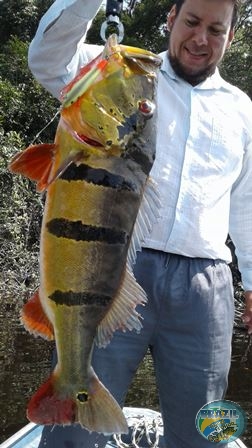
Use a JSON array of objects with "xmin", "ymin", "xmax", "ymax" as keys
[
  {"xmin": 9, "ymin": 144, "xmax": 84, "ymax": 192},
  {"xmin": 9, "ymin": 143, "xmax": 56, "ymax": 192}
]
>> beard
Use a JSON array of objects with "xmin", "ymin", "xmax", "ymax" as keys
[{"xmin": 168, "ymin": 52, "xmax": 216, "ymax": 86}]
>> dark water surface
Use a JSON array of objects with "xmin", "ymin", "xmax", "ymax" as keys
[{"xmin": 0, "ymin": 297, "xmax": 251, "ymax": 446}]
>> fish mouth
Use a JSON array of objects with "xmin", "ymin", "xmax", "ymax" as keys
[
  {"xmin": 74, "ymin": 133, "xmax": 104, "ymax": 148},
  {"xmin": 61, "ymin": 117, "xmax": 104, "ymax": 148}
]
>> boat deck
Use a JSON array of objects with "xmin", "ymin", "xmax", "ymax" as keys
[{"xmin": 0, "ymin": 408, "xmax": 247, "ymax": 448}]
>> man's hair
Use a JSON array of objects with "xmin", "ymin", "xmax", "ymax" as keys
[{"xmin": 173, "ymin": 0, "xmax": 241, "ymax": 29}]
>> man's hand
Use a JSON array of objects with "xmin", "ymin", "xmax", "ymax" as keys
[{"xmin": 242, "ymin": 290, "xmax": 252, "ymax": 334}]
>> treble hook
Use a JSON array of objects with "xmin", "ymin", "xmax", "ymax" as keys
[{"xmin": 100, "ymin": 0, "xmax": 124, "ymax": 43}]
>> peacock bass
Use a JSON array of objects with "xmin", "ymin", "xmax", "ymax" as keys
[{"xmin": 9, "ymin": 34, "xmax": 161, "ymax": 435}]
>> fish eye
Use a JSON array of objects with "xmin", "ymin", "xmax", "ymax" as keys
[{"xmin": 138, "ymin": 99, "xmax": 155, "ymax": 119}]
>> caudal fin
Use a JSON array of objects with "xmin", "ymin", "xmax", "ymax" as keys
[
  {"xmin": 27, "ymin": 372, "xmax": 128, "ymax": 434},
  {"xmin": 27, "ymin": 373, "xmax": 75, "ymax": 425},
  {"xmin": 76, "ymin": 375, "xmax": 128, "ymax": 434}
]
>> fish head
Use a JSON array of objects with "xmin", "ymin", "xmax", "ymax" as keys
[{"xmin": 60, "ymin": 34, "xmax": 162, "ymax": 158}]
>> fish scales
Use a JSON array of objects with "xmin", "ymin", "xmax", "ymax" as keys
[
  {"xmin": 9, "ymin": 34, "xmax": 161, "ymax": 434},
  {"xmin": 42, "ymin": 163, "xmax": 140, "ymax": 300}
]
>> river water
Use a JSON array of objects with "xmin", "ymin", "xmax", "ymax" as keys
[{"xmin": 0, "ymin": 297, "xmax": 251, "ymax": 446}]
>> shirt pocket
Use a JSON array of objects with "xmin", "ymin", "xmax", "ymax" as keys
[
  {"xmin": 186, "ymin": 113, "xmax": 246, "ymax": 206},
  {"xmin": 209, "ymin": 114, "xmax": 245, "ymax": 176}
]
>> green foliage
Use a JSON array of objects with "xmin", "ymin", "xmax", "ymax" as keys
[
  {"xmin": 0, "ymin": 128, "xmax": 42, "ymax": 296},
  {"xmin": 0, "ymin": 0, "xmax": 38, "ymax": 46},
  {"xmin": 0, "ymin": 0, "xmax": 54, "ymax": 47},
  {"xmin": 122, "ymin": 0, "xmax": 172, "ymax": 51},
  {"xmin": 0, "ymin": 37, "xmax": 58, "ymax": 144},
  {"xmin": 0, "ymin": 1, "xmax": 56, "ymax": 304},
  {"xmin": 0, "ymin": 78, "xmax": 23, "ymax": 129},
  {"xmin": 220, "ymin": 0, "xmax": 252, "ymax": 97}
]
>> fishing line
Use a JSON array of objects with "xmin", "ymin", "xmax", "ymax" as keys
[{"xmin": 30, "ymin": 109, "xmax": 60, "ymax": 145}]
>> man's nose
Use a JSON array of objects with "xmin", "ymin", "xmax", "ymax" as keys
[{"xmin": 192, "ymin": 27, "xmax": 208, "ymax": 46}]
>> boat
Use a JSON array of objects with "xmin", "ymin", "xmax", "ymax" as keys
[{"xmin": 0, "ymin": 407, "xmax": 248, "ymax": 448}]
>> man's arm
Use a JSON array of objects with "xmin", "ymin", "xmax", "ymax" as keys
[
  {"xmin": 229, "ymin": 96, "xmax": 252, "ymax": 334},
  {"xmin": 28, "ymin": 0, "xmax": 103, "ymax": 99}
]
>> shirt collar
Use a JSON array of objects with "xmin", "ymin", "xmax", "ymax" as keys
[{"xmin": 159, "ymin": 50, "xmax": 230, "ymax": 91}]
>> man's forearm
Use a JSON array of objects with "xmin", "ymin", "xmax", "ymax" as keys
[{"xmin": 28, "ymin": 0, "xmax": 103, "ymax": 98}]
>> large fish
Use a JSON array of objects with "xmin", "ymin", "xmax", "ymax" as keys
[{"xmin": 9, "ymin": 34, "xmax": 161, "ymax": 434}]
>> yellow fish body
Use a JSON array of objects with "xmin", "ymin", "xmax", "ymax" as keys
[{"xmin": 9, "ymin": 34, "xmax": 161, "ymax": 434}]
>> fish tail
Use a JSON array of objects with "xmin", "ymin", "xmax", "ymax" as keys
[
  {"xmin": 27, "ymin": 372, "xmax": 128, "ymax": 434},
  {"xmin": 27, "ymin": 373, "xmax": 75, "ymax": 426},
  {"xmin": 76, "ymin": 375, "xmax": 128, "ymax": 434}
]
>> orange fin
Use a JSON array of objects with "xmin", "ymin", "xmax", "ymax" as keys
[
  {"xmin": 27, "ymin": 371, "xmax": 128, "ymax": 434},
  {"xmin": 21, "ymin": 291, "xmax": 54, "ymax": 341},
  {"xmin": 9, "ymin": 143, "xmax": 56, "ymax": 192}
]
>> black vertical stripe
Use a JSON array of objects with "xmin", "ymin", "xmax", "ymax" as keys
[
  {"xmin": 46, "ymin": 218, "xmax": 128, "ymax": 244},
  {"xmin": 60, "ymin": 163, "xmax": 136, "ymax": 192},
  {"xmin": 49, "ymin": 290, "xmax": 112, "ymax": 307}
]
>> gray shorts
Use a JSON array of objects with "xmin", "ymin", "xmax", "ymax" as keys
[{"xmin": 38, "ymin": 249, "xmax": 234, "ymax": 448}]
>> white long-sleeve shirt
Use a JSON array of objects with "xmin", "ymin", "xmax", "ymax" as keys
[{"xmin": 28, "ymin": 0, "xmax": 252, "ymax": 290}]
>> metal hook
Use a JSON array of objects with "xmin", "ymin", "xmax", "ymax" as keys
[
  {"xmin": 100, "ymin": 15, "xmax": 124, "ymax": 43},
  {"xmin": 100, "ymin": 0, "xmax": 124, "ymax": 43}
]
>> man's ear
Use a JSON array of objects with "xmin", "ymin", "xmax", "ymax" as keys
[
  {"xmin": 226, "ymin": 28, "xmax": 235, "ymax": 50},
  {"xmin": 167, "ymin": 5, "xmax": 177, "ymax": 32}
]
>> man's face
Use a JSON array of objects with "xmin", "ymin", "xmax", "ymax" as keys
[{"xmin": 167, "ymin": 0, "xmax": 235, "ymax": 85}]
